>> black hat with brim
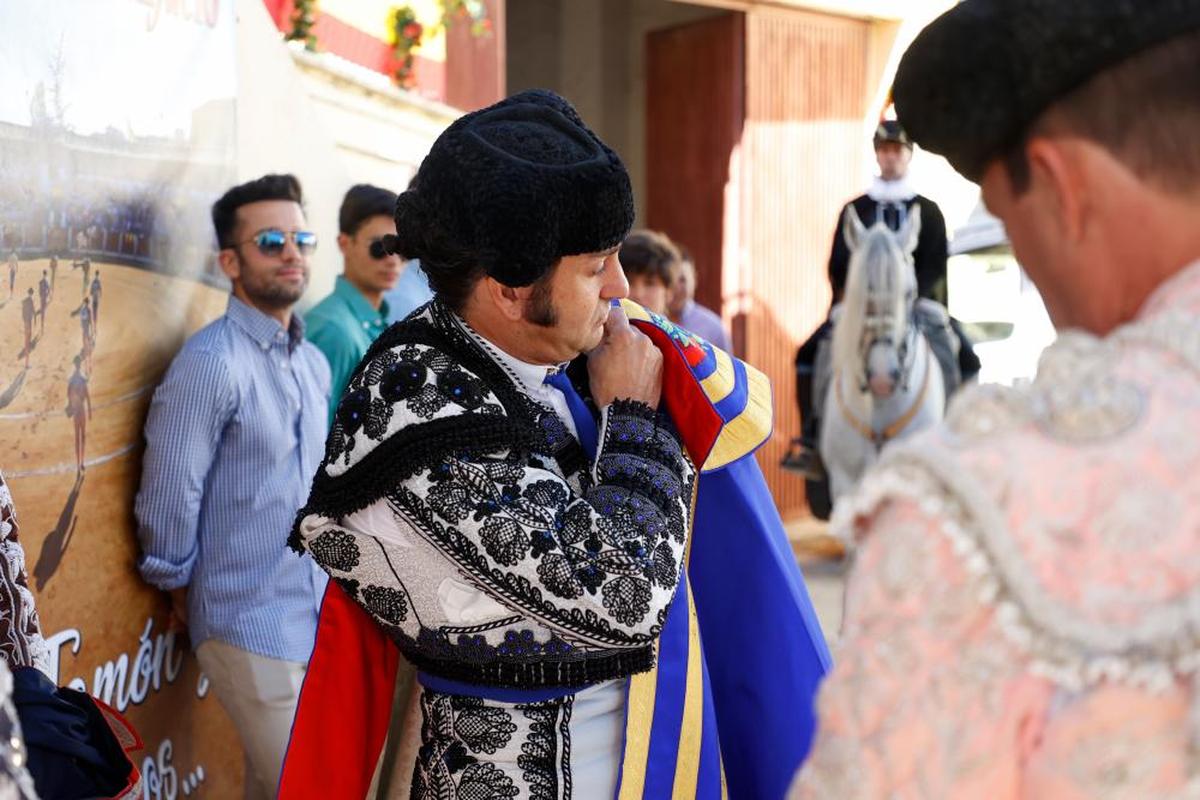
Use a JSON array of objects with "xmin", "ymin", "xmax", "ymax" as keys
[
  {"xmin": 873, "ymin": 120, "xmax": 911, "ymax": 148},
  {"xmin": 893, "ymin": 0, "xmax": 1200, "ymax": 183}
]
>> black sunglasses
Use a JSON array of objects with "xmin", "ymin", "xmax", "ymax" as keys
[
  {"xmin": 235, "ymin": 228, "xmax": 318, "ymax": 257},
  {"xmin": 367, "ymin": 237, "xmax": 392, "ymax": 260}
]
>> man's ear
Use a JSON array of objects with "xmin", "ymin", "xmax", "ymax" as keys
[
  {"xmin": 217, "ymin": 248, "xmax": 241, "ymax": 283},
  {"xmin": 482, "ymin": 276, "xmax": 530, "ymax": 322},
  {"xmin": 337, "ymin": 232, "xmax": 352, "ymax": 259},
  {"xmin": 1025, "ymin": 137, "xmax": 1086, "ymax": 243}
]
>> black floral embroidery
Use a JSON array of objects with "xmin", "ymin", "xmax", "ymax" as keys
[
  {"xmin": 553, "ymin": 504, "xmax": 592, "ymax": 546},
  {"xmin": 308, "ymin": 530, "xmax": 360, "ymax": 572},
  {"xmin": 409, "ymin": 385, "xmax": 451, "ymax": 419},
  {"xmin": 361, "ymin": 584, "xmax": 408, "ymax": 624},
  {"xmin": 536, "ymin": 554, "xmax": 582, "ymax": 600},
  {"xmin": 529, "ymin": 529, "xmax": 558, "ymax": 559},
  {"xmin": 601, "ymin": 576, "xmax": 652, "ymax": 627},
  {"xmin": 457, "ymin": 763, "xmax": 519, "ymax": 799},
  {"xmin": 652, "ymin": 541, "xmax": 677, "ymax": 588},
  {"xmin": 379, "ymin": 360, "xmax": 427, "ymax": 402},
  {"xmin": 480, "ymin": 518, "xmax": 530, "ymax": 567},
  {"xmin": 480, "ymin": 461, "xmax": 526, "ymax": 486},
  {"xmin": 364, "ymin": 396, "xmax": 394, "ymax": 440},
  {"xmin": 522, "ymin": 480, "xmax": 568, "ymax": 508},
  {"xmin": 412, "ymin": 692, "xmax": 521, "ymax": 800},
  {"xmin": 394, "ymin": 344, "xmax": 422, "ymax": 364},
  {"xmin": 428, "ymin": 482, "xmax": 473, "ymax": 524},
  {"xmin": 453, "ymin": 699, "xmax": 517, "ymax": 755},
  {"xmin": 357, "ymin": 346, "xmax": 397, "ymax": 387},
  {"xmin": 420, "ymin": 349, "xmax": 457, "ymax": 374},
  {"xmin": 517, "ymin": 699, "xmax": 572, "ymax": 800},
  {"xmin": 323, "ymin": 424, "xmax": 347, "ymax": 467}
]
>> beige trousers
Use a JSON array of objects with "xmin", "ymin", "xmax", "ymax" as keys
[{"xmin": 196, "ymin": 639, "xmax": 306, "ymax": 800}]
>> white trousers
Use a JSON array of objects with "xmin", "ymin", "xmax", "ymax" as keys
[{"xmin": 196, "ymin": 639, "xmax": 306, "ymax": 800}]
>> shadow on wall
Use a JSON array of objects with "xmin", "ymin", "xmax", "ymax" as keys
[{"xmin": 731, "ymin": 293, "xmax": 810, "ymax": 522}]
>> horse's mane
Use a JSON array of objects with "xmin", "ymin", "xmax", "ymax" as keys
[{"xmin": 831, "ymin": 225, "xmax": 913, "ymax": 385}]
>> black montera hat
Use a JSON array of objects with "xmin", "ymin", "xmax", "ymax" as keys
[
  {"xmin": 873, "ymin": 120, "xmax": 911, "ymax": 148},
  {"xmin": 387, "ymin": 89, "xmax": 634, "ymax": 287},
  {"xmin": 893, "ymin": 0, "xmax": 1200, "ymax": 182}
]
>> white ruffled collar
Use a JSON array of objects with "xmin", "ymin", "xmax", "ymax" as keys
[{"xmin": 866, "ymin": 176, "xmax": 917, "ymax": 204}]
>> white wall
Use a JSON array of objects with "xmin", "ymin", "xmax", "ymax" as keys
[{"xmin": 234, "ymin": 0, "xmax": 457, "ymax": 306}]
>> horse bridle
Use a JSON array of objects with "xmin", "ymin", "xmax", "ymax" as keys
[
  {"xmin": 837, "ymin": 321, "xmax": 930, "ymax": 452},
  {"xmin": 856, "ymin": 305, "xmax": 918, "ymax": 394}
]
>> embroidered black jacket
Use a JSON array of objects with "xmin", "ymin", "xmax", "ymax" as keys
[{"xmin": 290, "ymin": 301, "xmax": 696, "ymax": 689}]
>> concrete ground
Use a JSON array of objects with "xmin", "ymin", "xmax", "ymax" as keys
[{"xmin": 787, "ymin": 516, "xmax": 847, "ymax": 648}]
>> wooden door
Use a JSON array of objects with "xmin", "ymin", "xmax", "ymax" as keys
[{"xmin": 644, "ymin": 13, "xmax": 744, "ymax": 317}]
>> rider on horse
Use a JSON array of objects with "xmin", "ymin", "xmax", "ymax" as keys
[{"xmin": 790, "ymin": 120, "xmax": 977, "ymax": 516}]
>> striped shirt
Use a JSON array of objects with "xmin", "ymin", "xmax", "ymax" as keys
[{"xmin": 135, "ymin": 296, "xmax": 330, "ymax": 662}]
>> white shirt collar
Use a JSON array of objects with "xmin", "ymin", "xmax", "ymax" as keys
[{"xmin": 450, "ymin": 311, "xmax": 565, "ymax": 396}]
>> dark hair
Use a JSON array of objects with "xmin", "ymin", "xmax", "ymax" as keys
[
  {"xmin": 211, "ymin": 174, "xmax": 303, "ymax": 249},
  {"xmin": 338, "ymin": 184, "xmax": 397, "ymax": 235},
  {"xmin": 391, "ymin": 187, "xmax": 488, "ymax": 313},
  {"xmin": 619, "ymin": 230, "xmax": 680, "ymax": 288},
  {"xmin": 1006, "ymin": 29, "xmax": 1200, "ymax": 194}
]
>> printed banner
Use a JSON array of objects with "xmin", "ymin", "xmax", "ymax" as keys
[{"xmin": 0, "ymin": 1, "xmax": 241, "ymax": 795}]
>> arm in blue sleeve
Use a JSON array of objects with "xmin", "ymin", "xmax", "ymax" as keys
[{"xmin": 134, "ymin": 348, "xmax": 236, "ymax": 590}]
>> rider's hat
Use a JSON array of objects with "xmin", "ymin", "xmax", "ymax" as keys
[
  {"xmin": 893, "ymin": 0, "xmax": 1200, "ymax": 182},
  {"xmin": 872, "ymin": 120, "xmax": 911, "ymax": 149}
]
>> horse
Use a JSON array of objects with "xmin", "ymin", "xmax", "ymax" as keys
[{"xmin": 819, "ymin": 204, "xmax": 946, "ymax": 505}]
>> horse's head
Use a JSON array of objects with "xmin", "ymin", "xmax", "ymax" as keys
[{"xmin": 833, "ymin": 204, "xmax": 921, "ymax": 399}]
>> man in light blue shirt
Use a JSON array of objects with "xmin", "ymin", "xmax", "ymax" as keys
[
  {"xmin": 306, "ymin": 184, "xmax": 403, "ymax": 418},
  {"xmin": 135, "ymin": 174, "xmax": 329, "ymax": 800}
]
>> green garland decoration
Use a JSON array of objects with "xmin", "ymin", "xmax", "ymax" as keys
[
  {"xmin": 287, "ymin": 0, "xmax": 319, "ymax": 52},
  {"xmin": 389, "ymin": 0, "xmax": 492, "ymax": 88}
]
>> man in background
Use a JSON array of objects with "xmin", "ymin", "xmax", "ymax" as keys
[
  {"xmin": 36, "ymin": 271, "xmax": 49, "ymax": 335},
  {"xmin": 790, "ymin": 120, "xmax": 974, "ymax": 500},
  {"xmin": 19, "ymin": 289, "xmax": 34, "ymax": 369},
  {"xmin": 135, "ymin": 173, "xmax": 330, "ymax": 800},
  {"xmin": 620, "ymin": 229, "xmax": 679, "ymax": 317},
  {"xmin": 305, "ymin": 184, "xmax": 402, "ymax": 416},
  {"xmin": 66, "ymin": 355, "xmax": 91, "ymax": 474},
  {"xmin": 668, "ymin": 247, "xmax": 731, "ymax": 351},
  {"xmin": 89, "ymin": 270, "xmax": 101, "ymax": 334}
]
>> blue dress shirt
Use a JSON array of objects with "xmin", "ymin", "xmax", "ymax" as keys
[
  {"xmin": 135, "ymin": 296, "xmax": 330, "ymax": 662},
  {"xmin": 382, "ymin": 259, "xmax": 433, "ymax": 322}
]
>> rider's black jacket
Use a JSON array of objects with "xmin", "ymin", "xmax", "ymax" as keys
[{"xmin": 828, "ymin": 193, "xmax": 949, "ymax": 305}]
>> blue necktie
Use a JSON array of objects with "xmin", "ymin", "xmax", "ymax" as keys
[{"xmin": 544, "ymin": 370, "xmax": 598, "ymax": 459}]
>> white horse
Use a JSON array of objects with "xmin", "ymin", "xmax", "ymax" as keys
[{"xmin": 819, "ymin": 205, "xmax": 945, "ymax": 504}]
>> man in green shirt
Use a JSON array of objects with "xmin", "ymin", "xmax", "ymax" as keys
[{"xmin": 306, "ymin": 184, "xmax": 405, "ymax": 418}]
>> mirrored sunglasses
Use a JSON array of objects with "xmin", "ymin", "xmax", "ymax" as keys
[{"xmin": 239, "ymin": 228, "xmax": 318, "ymax": 257}]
